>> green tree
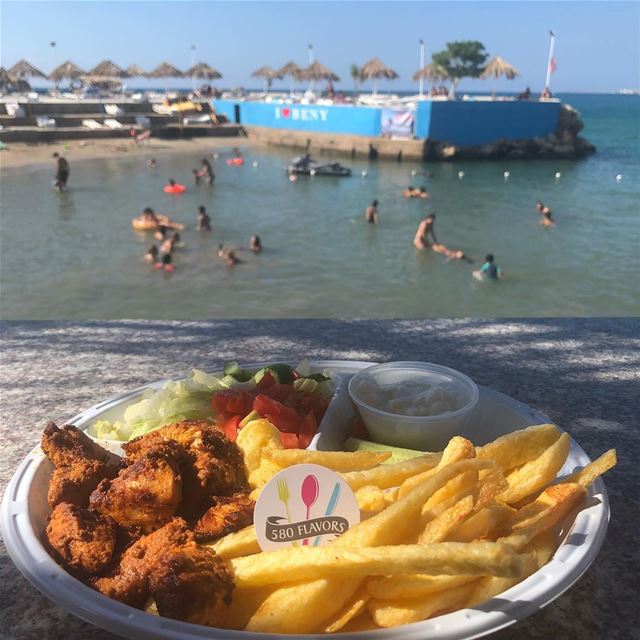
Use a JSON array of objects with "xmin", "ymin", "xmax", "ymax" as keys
[
  {"xmin": 350, "ymin": 63, "xmax": 361, "ymax": 95},
  {"xmin": 432, "ymin": 41, "xmax": 488, "ymax": 98}
]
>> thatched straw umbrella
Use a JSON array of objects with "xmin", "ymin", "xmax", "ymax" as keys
[
  {"xmin": 251, "ymin": 65, "xmax": 282, "ymax": 94},
  {"xmin": 277, "ymin": 61, "xmax": 303, "ymax": 95},
  {"xmin": 49, "ymin": 61, "xmax": 86, "ymax": 86},
  {"xmin": 125, "ymin": 64, "xmax": 147, "ymax": 78},
  {"xmin": 0, "ymin": 67, "xmax": 16, "ymax": 89},
  {"xmin": 359, "ymin": 57, "xmax": 398, "ymax": 96},
  {"xmin": 298, "ymin": 61, "xmax": 339, "ymax": 94},
  {"xmin": 148, "ymin": 62, "xmax": 184, "ymax": 78},
  {"xmin": 481, "ymin": 56, "xmax": 520, "ymax": 98},
  {"xmin": 147, "ymin": 62, "xmax": 184, "ymax": 95},
  {"xmin": 412, "ymin": 62, "xmax": 450, "ymax": 94},
  {"xmin": 8, "ymin": 59, "xmax": 47, "ymax": 80},
  {"xmin": 89, "ymin": 60, "xmax": 128, "ymax": 78},
  {"xmin": 186, "ymin": 62, "xmax": 222, "ymax": 80}
]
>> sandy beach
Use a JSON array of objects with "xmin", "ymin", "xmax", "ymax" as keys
[{"xmin": 0, "ymin": 136, "xmax": 252, "ymax": 170}]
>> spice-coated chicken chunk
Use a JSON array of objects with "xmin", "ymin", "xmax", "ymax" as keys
[
  {"xmin": 46, "ymin": 502, "xmax": 118, "ymax": 579},
  {"xmin": 148, "ymin": 541, "xmax": 234, "ymax": 625},
  {"xmin": 123, "ymin": 421, "xmax": 247, "ymax": 519},
  {"xmin": 41, "ymin": 423, "xmax": 120, "ymax": 508},
  {"xmin": 194, "ymin": 493, "xmax": 255, "ymax": 541},
  {"xmin": 90, "ymin": 443, "xmax": 182, "ymax": 535}
]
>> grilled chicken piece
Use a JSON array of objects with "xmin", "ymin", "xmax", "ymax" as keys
[
  {"xmin": 149, "ymin": 542, "xmax": 234, "ymax": 625},
  {"xmin": 123, "ymin": 421, "xmax": 247, "ymax": 519},
  {"xmin": 46, "ymin": 503, "xmax": 117, "ymax": 579},
  {"xmin": 42, "ymin": 422, "xmax": 120, "ymax": 509},
  {"xmin": 194, "ymin": 493, "xmax": 255, "ymax": 541},
  {"xmin": 90, "ymin": 443, "xmax": 182, "ymax": 535},
  {"xmin": 93, "ymin": 518, "xmax": 193, "ymax": 608}
]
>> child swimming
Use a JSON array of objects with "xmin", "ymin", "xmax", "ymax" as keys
[{"xmin": 473, "ymin": 254, "xmax": 503, "ymax": 280}]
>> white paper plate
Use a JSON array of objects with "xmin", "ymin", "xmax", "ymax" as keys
[{"xmin": 1, "ymin": 360, "xmax": 610, "ymax": 640}]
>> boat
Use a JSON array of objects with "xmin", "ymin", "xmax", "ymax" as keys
[{"xmin": 287, "ymin": 155, "xmax": 351, "ymax": 177}]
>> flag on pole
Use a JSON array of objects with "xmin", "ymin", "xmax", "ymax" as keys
[{"xmin": 549, "ymin": 57, "xmax": 557, "ymax": 73}]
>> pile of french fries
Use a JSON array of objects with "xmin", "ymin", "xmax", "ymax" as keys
[{"xmin": 203, "ymin": 419, "xmax": 616, "ymax": 633}]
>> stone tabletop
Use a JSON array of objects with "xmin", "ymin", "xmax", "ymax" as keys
[{"xmin": 1, "ymin": 319, "xmax": 638, "ymax": 640}]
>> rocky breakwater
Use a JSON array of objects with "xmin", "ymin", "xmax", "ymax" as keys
[{"xmin": 426, "ymin": 104, "xmax": 596, "ymax": 161}]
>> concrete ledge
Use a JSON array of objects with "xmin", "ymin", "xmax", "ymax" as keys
[{"xmin": 246, "ymin": 125, "xmax": 426, "ymax": 161}]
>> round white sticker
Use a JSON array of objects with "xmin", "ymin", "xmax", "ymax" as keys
[{"xmin": 254, "ymin": 463, "xmax": 361, "ymax": 551}]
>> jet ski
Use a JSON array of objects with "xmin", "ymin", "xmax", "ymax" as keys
[{"xmin": 287, "ymin": 155, "xmax": 352, "ymax": 177}]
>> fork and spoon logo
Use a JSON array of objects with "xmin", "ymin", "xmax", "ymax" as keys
[{"xmin": 255, "ymin": 464, "xmax": 360, "ymax": 551}]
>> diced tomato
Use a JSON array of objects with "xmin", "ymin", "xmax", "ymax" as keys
[
  {"xmin": 222, "ymin": 415, "xmax": 242, "ymax": 442},
  {"xmin": 263, "ymin": 383, "xmax": 292, "ymax": 402},
  {"xmin": 212, "ymin": 390, "xmax": 254, "ymax": 417},
  {"xmin": 257, "ymin": 371, "xmax": 276, "ymax": 389},
  {"xmin": 298, "ymin": 410, "xmax": 317, "ymax": 449},
  {"xmin": 253, "ymin": 394, "xmax": 301, "ymax": 433},
  {"xmin": 298, "ymin": 394, "xmax": 330, "ymax": 421},
  {"xmin": 279, "ymin": 432, "xmax": 299, "ymax": 449}
]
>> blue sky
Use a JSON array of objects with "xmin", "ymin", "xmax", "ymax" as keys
[{"xmin": 1, "ymin": 1, "xmax": 638, "ymax": 92}]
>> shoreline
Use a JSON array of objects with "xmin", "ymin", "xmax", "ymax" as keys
[{"xmin": 0, "ymin": 137, "xmax": 252, "ymax": 170}]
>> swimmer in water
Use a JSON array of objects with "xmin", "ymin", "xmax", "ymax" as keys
[
  {"xmin": 145, "ymin": 244, "xmax": 158, "ymax": 263},
  {"xmin": 218, "ymin": 244, "xmax": 241, "ymax": 266},
  {"xmin": 154, "ymin": 225, "xmax": 168, "ymax": 241},
  {"xmin": 473, "ymin": 253, "xmax": 503, "ymax": 280},
  {"xmin": 141, "ymin": 207, "xmax": 159, "ymax": 224},
  {"xmin": 536, "ymin": 201, "xmax": 555, "ymax": 227},
  {"xmin": 418, "ymin": 186, "xmax": 429, "ymax": 199},
  {"xmin": 155, "ymin": 253, "xmax": 175, "ymax": 272},
  {"xmin": 413, "ymin": 213, "xmax": 467, "ymax": 260},
  {"xmin": 147, "ymin": 158, "xmax": 157, "ymax": 168},
  {"xmin": 402, "ymin": 186, "xmax": 416, "ymax": 198},
  {"xmin": 365, "ymin": 200, "xmax": 379, "ymax": 224},
  {"xmin": 198, "ymin": 158, "xmax": 215, "ymax": 185},
  {"xmin": 249, "ymin": 235, "xmax": 262, "ymax": 252},
  {"xmin": 192, "ymin": 169, "xmax": 201, "ymax": 185},
  {"xmin": 196, "ymin": 206, "xmax": 212, "ymax": 231},
  {"xmin": 167, "ymin": 178, "xmax": 177, "ymax": 188}
]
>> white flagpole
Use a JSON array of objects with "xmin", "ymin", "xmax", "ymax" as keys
[
  {"xmin": 544, "ymin": 30, "xmax": 556, "ymax": 91},
  {"xmin": 308, "ymin": 43, "xmax": 314, "ymax": 94},
  {"xmin": 419, "ymin": 39, "xmax": 425, "ymax": 97}
]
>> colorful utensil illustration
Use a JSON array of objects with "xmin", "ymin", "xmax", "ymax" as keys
[
  {"xmin": 277, "ymin": 477, "xmax": 298, "ymax": 547},
  {"xmin": 300, "ymin": 474, "xmax": 319, "ymax": 545},
  {"xmin": 313, "ymin": 482, "xmax": 341, "ymax": 546}
]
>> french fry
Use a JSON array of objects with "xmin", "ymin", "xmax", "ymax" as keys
[
  {"xmin": 320, "ymin": 585, "xmax": 370, "ymax": 633},
  {"xmin": 230, "ymin": 542, "xmax": 535, "ymax": 588},
  {"xmin": 476, "ymin": 468, "xmax": 509, "ymax": 510},
  {"xmin": 246, "ymin": 577, "xmax": 362, "ymax": 633},
  {"xmin": 209, "ymin": 585, "xmax": 277, "ymax": 630},
  {"xmin": 560, "ymin": 449, "xmax": 617, "ymax": 489},
  {"xmin": 368, "ymin": 573, "xmax": 477, "ymax": 601},
  {"xmin": 398, "ymin": 436, "xmax": 475, "ymax": 498},
  {"xmin": 418, "ymin": 495, "xmax": 475, "ymax": 545},
  {"xmin": 498, "ymin": 433, "xmax": 570, "ymax": 504},
  {"xmin": 368, "ymin": 581, "xmax": 480, "ymax": 628},
  {"xmin": 355, "ymin": 485, "xmax": 388, "ymax": 513},
  {"xmin": 421, "ymin": 470, "xmax": 479, "ymax": 519},
  {"xmin": 341, "ymin": 453, "xmax": 441, "ymax": 491},
  {"xmin": 464, "ymin": 529, "xmax": 559, "ymax": 608},
  {"xmin": 447, "ymin": 502, "xmax": 516, "ymax": 543},
  {"xmin": 263, "ymin": 448, "xmax": 391, "ymax": 471},
  {"xmin": 339, "ymin": 611, "xmax": 379, "ymax": 632},
  {"xmin": 476, "ymin": 424, "xmax": 561, "ymax": 472},
  {"xmin": 500, "ymin": 482, "xmax": 586, "ymax": 550},
  {"xmin": 235, "ymin": 419, "xmax": 283, "ymax": 489},
  {"xmin": 209, "ymin": 525, "xmax": 260, "ymax": 560}
]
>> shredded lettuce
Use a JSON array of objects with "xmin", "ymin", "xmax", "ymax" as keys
[{"xmin": 89, "ymin": 362, "xmax": 335, "ymax": 442}]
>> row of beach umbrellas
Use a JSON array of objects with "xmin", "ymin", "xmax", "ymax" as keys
[
  {"xmin": 1, "ymin": 56, "xmax": 520, "ymax": 91},
  {"xmin": 1, "ymin": 59, "xmax": 223, "ymax": 85}
]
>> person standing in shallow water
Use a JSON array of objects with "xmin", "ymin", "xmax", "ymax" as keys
[
  {"xmin": 198, "ymin": 158, "xmax": 215, "ymax": 185},
  {"xmin": 365, "ymin": 200, "xmax": 379, "ymax": 224},
  {"xmin": 52, "ymin": 153, "xmax": 70, "ymax": 190}
]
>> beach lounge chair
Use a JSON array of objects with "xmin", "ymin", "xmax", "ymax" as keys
[
  {"xmin": 5, "ymin": 102, "xmax": 25, "ymax": 118},
  {"xmin": 104, "ymin": 119, "xmax": 124, "ymax": 129},
  {"xmin": 183, "ymin": 113, "xmax": 211, "ymax": 125},
  {"xmin": 104, "ymin": 104, "xmax": 123, "ymax": 116},
  {"xmin": 82, "ymin": 119, "xmax": 104, "ymax": 130},
  {"xmin": 35, "ymin": 117, "xmax": 56, "ymax": 128}
]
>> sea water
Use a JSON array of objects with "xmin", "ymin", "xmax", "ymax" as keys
[{"xmin": 1, "ymin": 94, "xmax": 638, "ymax": 319}]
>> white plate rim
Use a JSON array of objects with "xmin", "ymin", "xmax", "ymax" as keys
[{"xmin": 0, "ymin": 359, "xmax": 609, "ymax": 640}]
